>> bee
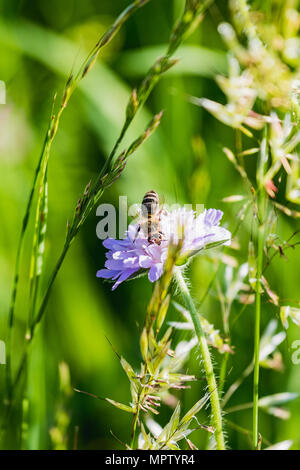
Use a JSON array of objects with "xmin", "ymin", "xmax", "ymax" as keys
[{"xmin": 135, "ymin": 190, "xmax": 165, "ymax": 244}]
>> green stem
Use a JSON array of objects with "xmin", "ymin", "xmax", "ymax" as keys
[
  {"xmin": 174, "ymin": 268, "xmax": 225, "ymax": 450},
  {"xmin": 130, "ymin": 412, "xmax": 139, "ymax": 449},
  {"xmin": 0, "ymin": 243, "xmax": 69, "ymax": 432},
  {"xmin": 32, "ymin": 242, "xmax": 70, "ymax": 333},
  {"xmin": 253, "ymin": 193, "xmax": 265, "ymax": 449},
  {"xmin": 216, "ymin": 281, "xmax": 230, "ymax": 396},
  {"xmin": 10, "ymin": 242, "xmax": 70, "ymax": 398},
  {"xmin": 5, "ymin": 131, "xmax": 49, "ymax": 404},
  {"xmin": 218, "ymin": 351, "xmax": 229, "ymax": 396}
]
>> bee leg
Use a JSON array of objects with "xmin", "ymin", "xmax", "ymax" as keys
[
  {"xmin": 158, "ymin": 231, "xmax": 167, "ymax": 242},
  {"xmin": 134, "ymin": 225, "xmax": 141, "ymax": 242}
]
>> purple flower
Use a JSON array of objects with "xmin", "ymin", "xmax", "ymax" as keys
[
  {"xmin": 159, "ymin": 207, "xmax": 231, "ymax": 259},
  {"xmin": 96, "ymin": 225, "xmax": 167, "ymax": 290},
  {"xmin": 97, "ymin": 207, "xmax": 231, "ymax": 289}
]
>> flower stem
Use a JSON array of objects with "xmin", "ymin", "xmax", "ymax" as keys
[{"xmin": 174, "ymin": 268, "xmax": 225, "ymax": 450}]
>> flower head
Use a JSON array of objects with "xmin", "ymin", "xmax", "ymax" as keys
[
  {"xmin": 97, "ymin": 207, "xmax": 231, "ymax": 289},
  {"xmin": 161, "ymin": 207, "xmax": 231, "ymax": 263}
]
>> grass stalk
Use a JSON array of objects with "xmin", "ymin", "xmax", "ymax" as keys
[
  {"xmin": 9, "ymin": 0, "xmax": 212, "ymax": 396},
  {"xmin": 130, "ymin": 409, "xmax": 139, "ymax": 449},
  {"xmin": 4, "ymin": 0, "xmax": 152, "ymax": 409},
  {"xmin": 5, "ymin": 127, "xmax": 51, "ymax": 403},
  {"xmin": 252, "ymin": 135, "xmax": 268, "ymax": 449},
  {"xmin": 174, "ymin": 268, "xmax": 226, "ymax": 450},
  {"xmin": 218, "ymin": 352, "xmax": 230, "ymax": 396},
  {"xmin": 252, "ymin": 193, "xmax": 265, "ymax": 449}
]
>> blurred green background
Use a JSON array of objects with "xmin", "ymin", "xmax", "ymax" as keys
[{"xmin": 0, "ymin": 0, "xmax": 299, "ymax": 450}]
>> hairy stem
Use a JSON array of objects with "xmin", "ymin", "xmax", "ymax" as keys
[{"xmin": 174, "ymin": 268, "xmax": 225, "ymax": 450}]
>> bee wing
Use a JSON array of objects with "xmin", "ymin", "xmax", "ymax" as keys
[
  {"xmin": 129, "ymin": 203, "xmax": 142, "ymax": 219},
  {"xmin": 158, "ymin": 194, "xmax": 169, "ymax": 217},
  {"xmin": 158, "ymin": 194, "xmax": 166, "ymax": 212}
]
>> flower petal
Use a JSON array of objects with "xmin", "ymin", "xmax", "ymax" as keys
[
  {"xmin": 148, "ymin": 263, "xmax": 163, "ymax": 282},
  {"xmin": 97, "ymin": 205, "xmax": 231, "ymax": 290},
  {"xmin": 112, "ymin": 268, "xmax": 139, "ymax": 290},
  {"xmin": 204, "ymin": 209, "xmax": 223, "ymax": 226},
  {"xmin": 123, "ymin": 256, "xmax": 139, "ymax": 267},
  {"xmin": 146, "ymin": 243, "xmax": 162, "ymax": 259},
  {"xmin": 96, "ymin": 269, "xmax": 119, "ymax": 279},
  {"xmin": 105, "ymin": 259, "xmax": 126, "ymax": 270},
  {"xmin": 103, "ymin": 238, "xmax": 121, "ymax": 250},
  {"xmin": 139, "ymin": 255, "xmax": 152, "ymax": 268}
]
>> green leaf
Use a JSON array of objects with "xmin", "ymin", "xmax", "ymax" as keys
[
  {"xmin": 156, "ymin": 294, "xmax": 170, "ymax": 334},
  {"xmin": 163, "ymin": 442, "xmax": 179, "ymax": 450},
  {"xmin": 120, "ymin": 357, "xmax": 137, "ymax": 382},
  {"xmin": 180, "ymin": 394, "xmax": 210, "ymax": 425},
  {"xmin": 152, "ymin": 339, "xmax": 171, "ymax": 373},
  {"xmin": 105, "ymin": 398, "xmax": 135, "ymax": 414},
  {"xmin": 157, "ymin": 401, "xmax": 181, "ymax": 443},
  {"xmin": 166, "ymin": 373, "xmax": 196, "ymax": 384},
  {"xmin": 139, "ymin": 423, "xmax": 153, "ymax": 449},
  {"xmin": 172, "ymin": 428, "xmax": 193, "ymax": 442},
  {"xmin": 140, "ymin": 327, "xmax": 148, "ymax": 361}
]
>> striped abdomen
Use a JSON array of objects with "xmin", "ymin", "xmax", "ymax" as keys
[
  {"xmin": 142, "ymin": 190, "xmax": 160, "ymax": 242},
  {"xmin": 142, "ymin": 190, "xmax": 159, "ymax": 215}
]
